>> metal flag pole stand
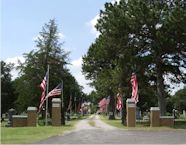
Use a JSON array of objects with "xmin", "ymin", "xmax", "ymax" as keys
[{"xmin": 45, "ymin": 65, "xmax": 49, "ymax": 126}]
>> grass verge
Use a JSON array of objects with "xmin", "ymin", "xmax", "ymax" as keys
[
  {"xmin": 1, "ymin": 116, "xmax": 84, "ymax": 144},
  {"xmin": 100, "ymin": 115, "xmax": 124, "ymax": 128},
  {"xmin": 100, "ymin": 115, "xmax": 186, "ymax": 130}
]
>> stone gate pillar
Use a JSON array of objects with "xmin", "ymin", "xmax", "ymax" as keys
[
  {"xmin": 126, "ymin": 99, "xmax": 136, "ymax": 127},
  {"xmin": 52, "ymin": 98, "xmax": 61, "ymax": 126},
  {"xmin": 27, "ymin": 107, "xmax": 37, "ymax": 127},
  {"xmin": 150, "ymin": 107, "xmax": 160, "ymax": 127}
]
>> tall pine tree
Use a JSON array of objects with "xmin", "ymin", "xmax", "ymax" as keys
[{"xmin": 15, "ymin": 19, "xmax": 82, "ymax": 113}]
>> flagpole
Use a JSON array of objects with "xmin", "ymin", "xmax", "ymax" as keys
[
  {"xmin": 61, "ymin": 80, "xmax": 64, "ymax": 108},
  {"xmin": 61, "ymin": 80, "xmax": 65, "ymax": 125},
  {"xmin": 45, "ymin": 65, "xmax": 49, "ymax": 126},
  {"xmin": 74, "ymin": 92, "xmax": 76, "ymax": 115}
]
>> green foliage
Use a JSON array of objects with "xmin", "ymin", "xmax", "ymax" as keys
[
  {"xmin": 170, "ymin": 87, "xmax": 186, "ymax": 112},
  {"xmin": 14, "ymin": 19, "xmax": 82, "ymax": 113},
  {"xmin": 90, "ymin": 104, "xmax": 97, "ymax": 114},
  {"xmin": 83, "ymin": 0, "xmax": 186, "ymax": 115},
  {"xmin": 101, "ymin": 115, "xmax": 186, "ymax": 129},
  {"xmin": 1, "ymin": 61, "xmax": 16, "ymax": 114},
  {"xmin": 174, "ymin": 120, "xmax": 186, "ymax": 129}
]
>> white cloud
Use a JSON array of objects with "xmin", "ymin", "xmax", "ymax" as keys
[
  {"xmin": 57, "ymin": 32, "xmax": 65, "ymax": 39},
  {"xmin": 68, "ymin": 57, "xmax": 94, "ymax": 94},
  {"xmin": 88, "ymin": 14, "xmax": 101, "ymax": 38},
  {"xmin": 5, "ymin": 56, "xmax": 25, "ymax": 80},
  {"xmin": 5, "ymin": 56, "xmax": 25, "ymax": 67},
  {"xmin": 111, "ymin": 0, "xmax": 120, "ymax": 4},
  {"xmin": 71, "ymin": 57, "xmax": 82, "ymax": 68},
  {"xmin": 4, "ymin": 56, "xmax": 94, "ymax": 94},
  {"xmin": 87, "ymin": 0, "xmax": 121, "ymax": 38}
]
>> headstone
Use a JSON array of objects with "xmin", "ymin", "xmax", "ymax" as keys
[
  {"xmin": 1, "ymin": 113, "xmax": 5, "ymax": 122},
  {"xmin": 7, "ymin": 108, "xmax": 16, "ymax": 127},
  {"xmin": 183, "ymin": 110, "xmax": 186, "ymax": 116},
  {"xmin": 136, "ymin": 107, "xmax": 141, "ymax": 120}
]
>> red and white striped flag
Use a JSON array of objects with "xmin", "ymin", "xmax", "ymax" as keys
[
  {"xmin": 131, "ymin": 73, "xmax": 139, "ymax": 104},
  {"xmin": 99, "ymin": 98, "xmax": 107, "ymax": 112},
  {"xmin": 45, "ymin": 84, "xmax": 62, "ymax": 99},
  {"xmin": 38, "ymin": 72, "xmax": 48, "ymax": 112},
  {"xmin": 99, "ymin": 98, "xmax": 107, "ymax": 108},
  {"xmin": 39, "ymin": 83, "xmax": 61, "ymax": 112},
  {"xmin": 116, "ymin": 93, "xmax": 122, "ymax": 111}
]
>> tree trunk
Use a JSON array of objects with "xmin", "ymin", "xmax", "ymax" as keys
[
  {"xmin": 121, "ymin": 94, "xmax": 126, "ymax": 125},
  {"xmin": 108, "ymin": 95, "xmax": 115, "ymax": 120},
  {"xmin": 156, "ymin": 58, "xmax": 166, "ymax": 115}
]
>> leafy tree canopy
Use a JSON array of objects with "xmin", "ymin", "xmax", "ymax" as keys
[
  {"xmin": 83, "ymin": 0, "xmax": 186, "ymax": 115},
  {"xmin": 1, "ymin": 61, "xmax": 15, "ymax": 115}
]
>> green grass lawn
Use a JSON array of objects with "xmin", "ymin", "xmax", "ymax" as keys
[
  {"xmin": 1, "ymin": 116, "xmax": 86, "ymax": 144},
  {"xmin": 100, "ymin": 115, "xmax": 186, "ymax": 130},
  {"xmin": 100, "ymin": 115, "xmax": 124, "ymax": 128}
]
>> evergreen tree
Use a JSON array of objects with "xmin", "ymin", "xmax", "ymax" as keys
[
  {"xmin": 1, "ymin": 61, "xmax": 15, "ymax": 115},
  {"xmin": 15, "ymin": 19, "xmax": 82, "ymax": 113}
]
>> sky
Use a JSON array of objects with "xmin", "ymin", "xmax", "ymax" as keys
[
  {"xmin": 1, "ymin": 0, "xmax": 114, "ymax": 94},
  {"xmin": 1, "ymin": 0, "xmax": 184, "ymax": 95}
]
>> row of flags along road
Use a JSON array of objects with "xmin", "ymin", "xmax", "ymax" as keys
[{"xmin": 98, "ymin": 73, "xmax": 138, "ymax": 113}]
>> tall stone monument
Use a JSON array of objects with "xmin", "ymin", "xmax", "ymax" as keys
[
  {"xmin": 52, "ymin": 98, "xmax": 61, "ymax": 126},
  {"xmin": 126, "ymin": 99, "xmax": 136, "ymax": 127},
  {"xmin": 150, "ymin": 107, "xmax": 160, "ymax": 127},
  {"xmin": 27, "ymin": 107, "xmax": 37, "ymax": 126}
]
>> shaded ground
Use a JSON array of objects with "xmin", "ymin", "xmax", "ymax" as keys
[{"xmin": 36, "ymin": 115, "xmax": 186, "ymax": 144}]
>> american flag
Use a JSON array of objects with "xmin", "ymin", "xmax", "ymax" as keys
[
  {"xmin": 99, "ymin": 98, "xmax": 107, "ymax": 112},
  {"xmin": 45, "ymin": 84, "xmax": 62, "ymax": 99},
  {"xmin": 131, "ymin": 73, "xmax": 139, "ymax": 104},
  {"xmin": 38, "ymin": 72, "xmax": 48, "ymax": 112},
  {"xmin": 99, "ymin": 98, "xmax": 107, "ymax": 108},
  {"xmin": 116, "ymin": 93, "xmax": 122, "ymax": 111}
]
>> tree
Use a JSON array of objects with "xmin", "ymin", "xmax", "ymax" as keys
[
  {"xmin": 83, "ymin": 0, "xmax": 186, "ymax": 115},
  {"xmin": 171, "ymin": 87, "xmax": 186, "ymax": 112},
  {"xmin": 1, "ymin": 61, "xmax": 15, "ymax": 115},
  {"xmin": 126, "ymin": 0, "xmax": 186, "ymax": 115},
  {"xmin": 15, "ymin": 19, "xmax": 82, "ymax": 113}
]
